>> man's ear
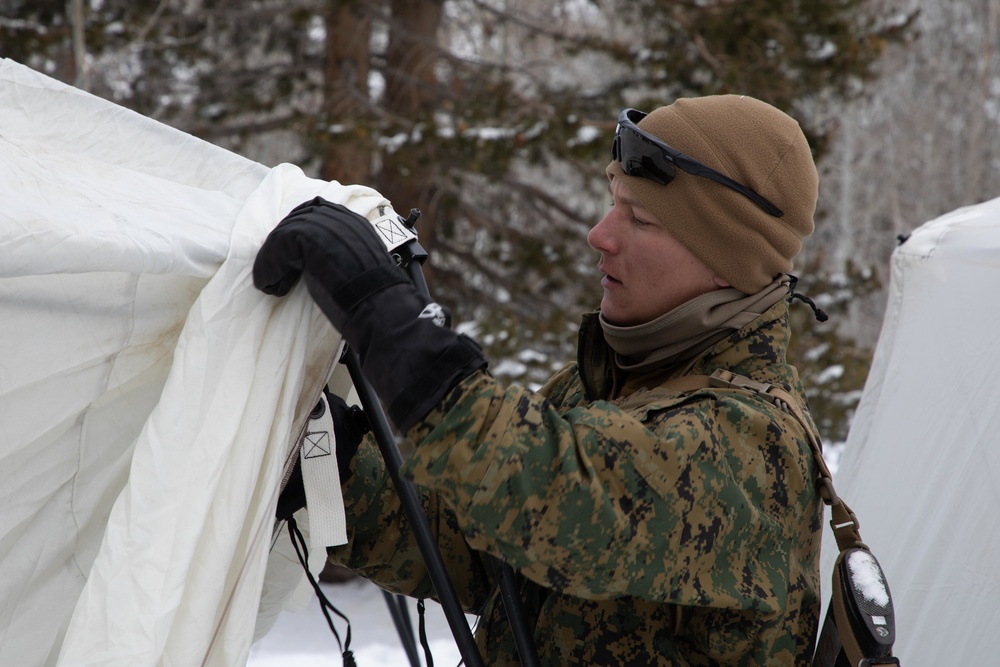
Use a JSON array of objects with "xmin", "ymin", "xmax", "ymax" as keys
[{"xmin": 712, "ymin": 275, "xmax": 731, "ymax": 288}]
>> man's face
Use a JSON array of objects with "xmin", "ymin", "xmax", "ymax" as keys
[{"xmin": 587, "ymin": 179, "xmax": 726, "ymax": 326}]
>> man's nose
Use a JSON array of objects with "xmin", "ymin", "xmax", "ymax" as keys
[{"xmin": 587, "ymin": 212, "xmax": 616, "ymax": 253}]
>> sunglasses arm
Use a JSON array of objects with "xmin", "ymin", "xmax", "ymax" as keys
[{"xmin": 674, "ymin": 155, "xmax": 783, "ymax": 217}]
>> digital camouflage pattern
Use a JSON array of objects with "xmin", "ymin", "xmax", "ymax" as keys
[{"xmin": 328, "ymin": 299, "xmax": 822, "ymax": 665}]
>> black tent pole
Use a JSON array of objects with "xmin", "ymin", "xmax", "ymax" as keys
[
  {"xmin": 382, "ymin": 209, "xmax": 542, "ymax": 667},
  {"xmin": 382, "ymin": 586, "xmax": 422, "ymax": 667},
  {"xmin": 343, "ymin": 348, "xmax": 485, "ymax": 667},
  {"xmin": 396, "ymin": 230, "xmax": 539, "ymax": 667}
]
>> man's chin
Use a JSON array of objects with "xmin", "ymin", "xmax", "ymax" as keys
[
  {"xmin": 599, "ymin": 304, "xmax": 629, "ymax": 327},
  {"xmin": 602, "ymin": 304, "xmax": 654, "ymax": 328}
]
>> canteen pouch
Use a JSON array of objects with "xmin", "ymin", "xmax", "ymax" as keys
[{"xmin": 831, "ymin": 547, "xmax": 898, "ymax": 666}]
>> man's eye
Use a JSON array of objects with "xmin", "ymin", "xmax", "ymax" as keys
[{"xmin": 632, "ymin": 216, "xmax": 651, "ymax": 228}]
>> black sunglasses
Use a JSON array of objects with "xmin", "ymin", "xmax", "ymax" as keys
[{"xmin": 612, "ymin": 108, "xmax": 783, "ymax": 218}]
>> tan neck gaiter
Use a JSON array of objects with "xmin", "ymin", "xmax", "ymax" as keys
[{"xmin": 600, "ymin": 275, "xmax": 791, "ymax": 374}]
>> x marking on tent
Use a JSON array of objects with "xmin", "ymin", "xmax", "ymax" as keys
[
  {"xmin": 303, "ymin": 431, "xmax": 331, "ymax": 458},
  {"xmin": 375, "ymin": 219, "xmax": 410, "ymax": 246}
]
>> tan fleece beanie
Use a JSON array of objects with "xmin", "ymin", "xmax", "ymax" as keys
[{"xmin": 606, "ymin": 95, "xmax": 818, "ymax": 293}]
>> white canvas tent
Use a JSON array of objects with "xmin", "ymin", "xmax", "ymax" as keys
[
  {"xmin": 0, "ymin": 58, "xmax": 392, "ymax": 666},
  {"xmin": 819, "ymin": 195, "xmax": 1000, "ymax": 663}
]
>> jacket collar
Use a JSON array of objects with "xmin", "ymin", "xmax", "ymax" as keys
[{"xmin": 578, "ymin": 299, "xmax": 793, "ymax": 401}]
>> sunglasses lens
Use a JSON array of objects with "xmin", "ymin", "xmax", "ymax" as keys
[{"xmin": 616, "ymin": 125, "xmax": 675, "ymax": 186}]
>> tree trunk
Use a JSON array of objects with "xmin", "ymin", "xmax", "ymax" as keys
[
  {"xmin": 379, "ymin": 0, "xmax": 445, "ymax": 288},
  {"xmin": 383, "ymin": 0, "xmax": 443, "ymax": 115},
  {"xmin": 321, "ymin": 0, "xmax": 373, "ymax": 185},
  {"xmin": 69, "ymin": 0, "xmax": 89, "ymax": 90}
]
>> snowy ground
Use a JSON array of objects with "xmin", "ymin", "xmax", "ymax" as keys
[{"xmin": 248, "ymin": 577, "xmax": 471, "ymax": 667}]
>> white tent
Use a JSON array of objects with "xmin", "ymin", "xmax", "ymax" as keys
[
  {"xmin": 820, "ymin": 195, "xmax": 1000, "ymax": 664},
  {"xmin": 0, "ymin": 59, "xmax": 394, "ymax": 666}
]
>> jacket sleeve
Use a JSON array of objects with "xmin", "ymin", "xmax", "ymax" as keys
[
  {"xmin": 325, "ymin": 434, "xmax": 495, "ymax": 611},
  {"xmin": 400, "ymin": 369, "xmax": 819, "ymax": 612}
]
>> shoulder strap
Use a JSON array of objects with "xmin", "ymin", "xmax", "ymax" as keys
[
  {"xmin": 622, "ymin": 369, "xmax": 899, "ymax": 665},
  {"xmin": 700, "ymin": 370, "xmax": 900, "ymax": 666},
  {"xmin": 618, "ymin": 368, "xmax": 865, "ymax": 549},
  {"xmin": 617, "ymin": 369, "xmax": 863, "ymax": 546},
  {"xmin": 705, "ymin": 370, "xmax": 868, "ymax": 548}
]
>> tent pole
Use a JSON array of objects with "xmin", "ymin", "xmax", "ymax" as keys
[
  {"xmin": 343, "ymin": 349, "xmax": 485, "ymax": 667},
  {"xmin": 394, "ymin": 209, "xmax": 540, "ymax": 667},
  {"xmin": 339, "ymin": 207, "xmax": 540, "ymax": 667},
  {"xmin": 382, "ymin": 590, "xmax": 422, "ymax": 667}
]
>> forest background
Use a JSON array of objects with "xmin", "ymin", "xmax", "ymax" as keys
[{"xmin": 3, "ymin": 0, "xmax": 998, "ymax": 447}]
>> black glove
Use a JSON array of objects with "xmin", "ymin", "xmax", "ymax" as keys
[
  {"xmin": 253, "ymin": 197, "xmax": 486, "ymax": 430},
  {"xmin": 275, "ymin": 389, "xmax": 371, "ymax": 521},
  {"xmin": 252, "ymin": 198, "xmax": 400, "ymax": 334}
]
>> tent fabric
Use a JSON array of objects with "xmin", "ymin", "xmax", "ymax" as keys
[
  {"xmin": 0, "ymin": 58, "xmax": 385, "ymax": 666},
  {"xmin": 819, "ymin": 195, "xmax": 1000, "ymax": 663}
]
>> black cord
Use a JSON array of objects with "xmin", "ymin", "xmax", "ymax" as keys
[
  {"xmin": 417, "ymin": 599, "xmax": 435, "ymax": 667},
  {"xmin": 787, "ymin": 274, "xmax": 829, "ymax": 323},
  {"xmin": 791, "ymin": 291, "xmax": 829, "ymax": 322},
  {"xmin": 286, "ymin": 517, "xmax": 356, "ymax": 667}
]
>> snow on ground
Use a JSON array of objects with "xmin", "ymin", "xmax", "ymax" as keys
[{"xmin": 248, "ymin": 577, "xmax": 472, "ymax": 667}]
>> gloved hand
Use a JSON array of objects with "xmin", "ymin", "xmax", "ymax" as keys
[
  {"xmin": 253, "ymin": 198, "xmax": 403, "ymax": 334},
  {"xmin": 253, "ymin": 197, "xmax": 486, "ymax": 431},
  {"xmin": 275, "ymin": 389, "xmax": 371, "ymax": 521}
]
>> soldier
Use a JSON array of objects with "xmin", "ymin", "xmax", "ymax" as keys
[{"xmin": 255, "ymin": 94, "xmax": 824, "ymax": 664}]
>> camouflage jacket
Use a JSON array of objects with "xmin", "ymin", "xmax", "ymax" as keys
[{"xmin": 329, "ymin": 300, "xmax": 823, "ymax": 665}]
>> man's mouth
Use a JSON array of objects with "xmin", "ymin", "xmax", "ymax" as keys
[
  {"xmin": 600, "ymin": 269, "xmax": 622, "ymax": 287},
  {"xmin": 597, "ymin": 262, "xmax": 622, "ymax": 287}
]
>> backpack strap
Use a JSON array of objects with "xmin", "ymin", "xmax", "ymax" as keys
[
  {"xmin": 705, "ymin": 371, "xmax": 856, "ymax": 538},
  {"xmin": 703, "ymin": 369, "xmax": 900, "ymax": 666},
  {"xmin": 627, "ymin": 369, "xmax": 899, "ymax": 665}
]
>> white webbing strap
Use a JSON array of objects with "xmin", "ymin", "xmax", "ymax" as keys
[
  {"xmin": 299, "ymin": 392, "xmax": 349, "ymax": 549},
  {"xmin": 366, "ymin": 202, "xmax": 417, "ymax": 254}
]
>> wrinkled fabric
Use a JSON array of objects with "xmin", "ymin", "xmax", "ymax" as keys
[
  {"xmin": 0, "ymin": 58, "xmax": 391, "ymax": 667},
  {"xmin": 330, "ymin": 299, "xmax": 822, "ymax": 665}
]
